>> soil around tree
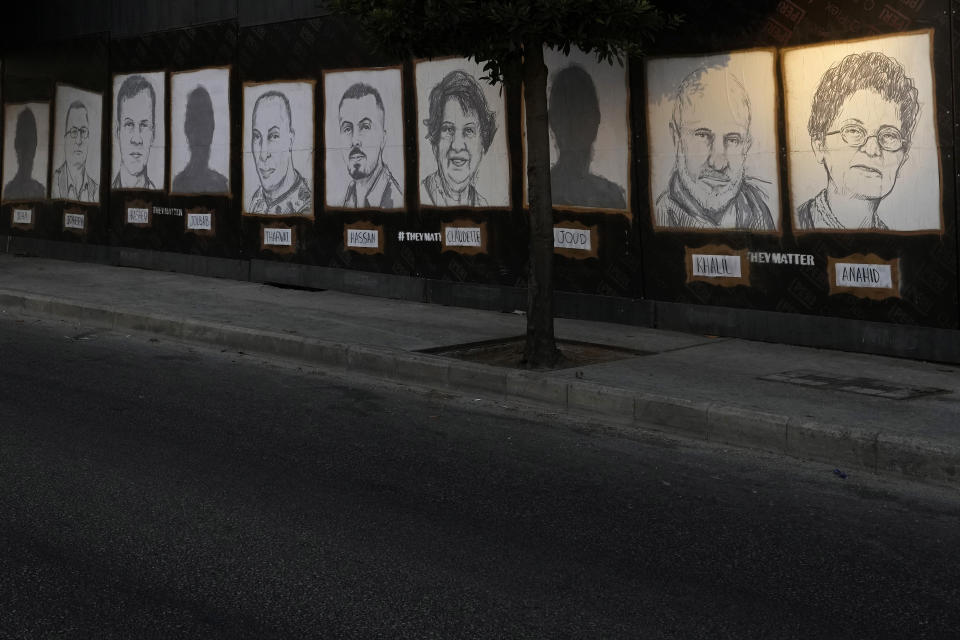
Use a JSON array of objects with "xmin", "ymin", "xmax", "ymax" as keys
[{"xmin": 422, "ymin": 336, "xmax": 647, "ymax": 370}]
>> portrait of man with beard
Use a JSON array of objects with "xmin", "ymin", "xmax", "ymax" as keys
[
  {"xmin": 337, "ymin": 82, "xmax": 402, "ymax": 209},
  {"xmin": 655, "ymin": 67, "xmax": 775, "ymax": 231}
]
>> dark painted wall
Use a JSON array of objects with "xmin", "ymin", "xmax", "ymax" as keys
[{"xmin": 0, "ymin": 0, "xmax": 957, "ymax": 338}]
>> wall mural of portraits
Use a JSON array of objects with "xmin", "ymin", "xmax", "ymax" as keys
[
  {"xmin": 524, "ymin": 45, "xmax": 630, "ymax": 213},
  {"xmin": 242, "ymin": 80, "xmax": 314, "ymax": 217},
  {"xmin": 415, "ymin": 57, "xmax": 510, "ymax": 208},
  {"xmin": 2, "ymin": 102, "xmax": 50, "ymax": 203},
  {"xmin": 50, "ymin": 85, "xmax": 102, "ymax": 204},
  {"xmin": 323, "ymin": 67, "xmax": 405, "ymax": 211},
  {"xmin": 111, "ymin": 71, "xmax": 166, "ymax": 191},
  {"xmin": 170, "ymin": 67, "xmax": 231, "ymax": 196},
  {"xmin": 646, "ymin": 49, "xmax": 781, "ymax": 232},
  {"xmin": 783, "ymin": 30, "xmax": 940, "ymax": 233}
]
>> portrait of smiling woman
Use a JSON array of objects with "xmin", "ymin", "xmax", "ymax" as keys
[
  {"xmin": 783, "ymin": 30, "xmax": 941, "ymax": 233},
  {"xmin": 415, "ymin": 57, "xmax": 510, "ymax": 208}
]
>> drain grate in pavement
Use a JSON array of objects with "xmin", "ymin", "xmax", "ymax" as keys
[
  {"xmin": 421, "ymin": 336, "xmax": 650, "ymax": 369},
  {"xmin": 760, "ymin": 369, "xmax": 950, "ymax": 400}
]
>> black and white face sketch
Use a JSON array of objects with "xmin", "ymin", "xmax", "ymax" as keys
[
  {"xmin": 112, "ymin": 72, "xmax": 166, "ymax": 191},
  {"xmin": 170, "ymin": 67, "xmax": 231, "ymax": 196},
  {"xmin": 50, "ymin": 85, "xmax": 102, "ymax": 204},
  {"xmin": 416, "ymin": 58, "xmax": 510, "ymax": 208},
  {"xmin": 242, "ymin": 81, "xmax": 314, "ymax": 217},
  {"xmin": 523, "ymin": 46, "xmax": 629, "ymax": 212},
  {"xmin": 646, "ymin": 50, "xmax": 780, "ymax": 231},
  {"xmin": 784, "ymin": 31, "xmax": 940, "ymax": 232},
  {"xmin": 324, "ymin": 68, "xmax": 404, "ymax": 210},
  {"xmin": 2, "ymin": 102, "xmax": 50, "ymax": 203}
]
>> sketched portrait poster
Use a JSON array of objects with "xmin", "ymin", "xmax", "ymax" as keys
[
  {"xmin": 783, "ymin": 30, "xmax": 940, "ymax": 233},
  {"xmin": 2, "ymin": 102, "xmax": 51, "ymax": 203},
  {"xmin": 324, "ymin": 67, "xmax": 405, "ymax": 211},
  {"xmin": 50, "ymin": 85, "xmax": 103, "ymax": 204},
  {"xmin": 111, "ymin": 71, "xmax": 166, "ymax": 191},
  {"xmin": 170, "ymin": 67, "xmax": 231, "ymax": 196},
  {"xmin": 415, "ymin": 57, "xmax": 510, "ymax": 209},
  {"xmin": 242, "ymin": 80, "xmax": 314, "ymax": 217},
  {"xmin": 523, "ymin": 45, "xmax": 630, "ymax": 213},
  {"xmin": 646, "ymin": 49, "xmax": 780, "ymax": 232}
]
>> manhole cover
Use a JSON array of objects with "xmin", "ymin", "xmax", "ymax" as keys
[
  {"xmin": 759, "ymin": 370, "xmax": 950, "ymax": 400},
  {"xmin": 421, "ymin": 336, "xmax": 649, "ymax": 369}
]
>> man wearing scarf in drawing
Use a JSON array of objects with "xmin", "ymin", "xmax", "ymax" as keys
[{"xmin": 656, "ymin": 67, "xmax": 775, "ymax": 230}]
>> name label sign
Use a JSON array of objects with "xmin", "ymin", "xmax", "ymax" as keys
[
  {"xmin": 828, "ymin": 254, "xmax": 900, "ymax": 300},
  {"xmin": 187, "ymin": 212, "xmax": 212, "ymax": 231},
  {"xmin": 263, "ymin": 227, "xmax": 292, "ymax": 246},
  {"xmin": 64, "ymin": 212, "xmax": 86, "ymax": 230},
  {"xmin": 445, "ymin": 226, "xmax": 482, "ymax": 248},
  {"xmin": 344, "ymin": 223, "xmax": 385, "ymax": 255},
  {"xmin": 552, "ymin": 222, "xmax": 598, "ymax": 259},
  {"xmin": 692, "ymin": 254, "xmax": 742, "ymax": 278},
  {"xmin": 685, "ymin": 245, "xmax": 750, "ymax": 287},
  {"xmin": 12, "ymin": 208, "xmax": 32, "ymax": 225},
  {"xmin": 835, "ymin": 263, "xmax": 893, "ymax": 289},
  {"xmin": 441, "ymin": 220, "xmax": 487, "ymax": 255},
  {"xmin": 347, "ymin": 228, "xmax": 379, "ymax": 248},
  {"xmin": 127, "ymin": 207, "xmax": 150, "ymax": 225},
  {"xmin": 554, "ymin": 227, "xmax": 592, "ymax": 251}
]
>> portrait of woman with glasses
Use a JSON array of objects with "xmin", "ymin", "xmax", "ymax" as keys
[{"xmin": 795, "ymin": 50, "xmax": 920, "ymax": 231}]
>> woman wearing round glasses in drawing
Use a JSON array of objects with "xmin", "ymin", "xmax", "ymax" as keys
[{"xmin": 797, "ymin": 51, "xmax": 919, "ymax": 230}]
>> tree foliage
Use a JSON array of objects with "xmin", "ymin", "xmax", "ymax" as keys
[
  {"xmin": 330, "ymin": 0, "xmax": 677, "ymax": 84},
  {"xmin": 330, "ymin": 0, "xmax": 676, "ymax": 367}
]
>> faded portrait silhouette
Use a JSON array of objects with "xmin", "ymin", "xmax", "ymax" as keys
[
  {"xmin": 421, "ymin": 70, "xmax": 497, "ymax": 207},
  {"xmin": 4, "ymin": 108, "xmax": 46, "ymax": 201},
  {"xmin": 52, "ymin": 100, "xmax": 99, "ymax": 202},
  {"xmin": 548, "ymin": 64, "xmax": 626, "ymax": 209},
  {"xmin": 248, "ymin": 90, "xmax": 311, "ymax": 215},
  {"xmin": 797, "ymin": 52, "xmax": 918, "ymax": 231},
  {"xmin": 655, "ymin": 67, "xmax": 775, "ymax": 230},
  {"xmin": 113, "ymin": 74, "xmax": 158, "ymax": 190},
  {"xmin": 338, "ymin": 82, "xmax": 402, "ymax": 208},
  {"xmin": 172, "ymin": 86, "xmax": 228, "ymax": 194}
]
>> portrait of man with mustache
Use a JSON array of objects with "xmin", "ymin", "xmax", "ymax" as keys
[
  {"xmin": 337, "ymin": 82, "xmax": 402, "ymax": 209},
  {"xmin": 655, "ymin": 67, "xmax": 775, "ymax": 231},
  {"xmin": 52, "ymin": 96, "xmax": 99, "ymax": 203}
]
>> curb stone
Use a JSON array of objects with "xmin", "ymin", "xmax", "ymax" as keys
[{"xmin": 1, "ymin": 288, "xmax": 958, "ymax": 488}]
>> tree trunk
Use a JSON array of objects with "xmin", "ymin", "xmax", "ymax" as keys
[{"xmin": 522, "ymin": 42, "xmax": 560, "ymax": 369}]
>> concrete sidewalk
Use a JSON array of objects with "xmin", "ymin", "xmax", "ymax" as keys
[{"xmin": 1, "ymin": 252, "xmax": 958, "ymax": 487}]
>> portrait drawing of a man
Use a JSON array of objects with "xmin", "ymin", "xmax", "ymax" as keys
[
  {"xmin": 52, "ymin": 100, "xmax": 98, "ymax": 202},
  {"xmin": 113, "ymin": 75, "xmax": 158, "ymax": 190},
  {"xmin": 655, "ymin": 67, "xmax": 775, "ymax": 231},
  {"xmin": 338, "ymin": 82, "xmax": 402, "ymax": 209},
  {"xmin": 248, "ymin": 90, "xmax": 311, "ymax": 215}
]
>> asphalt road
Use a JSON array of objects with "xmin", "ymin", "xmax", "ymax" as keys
[{"xmin": 0, "ymin": 311, "xmax": 958, "ymax": 639}]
